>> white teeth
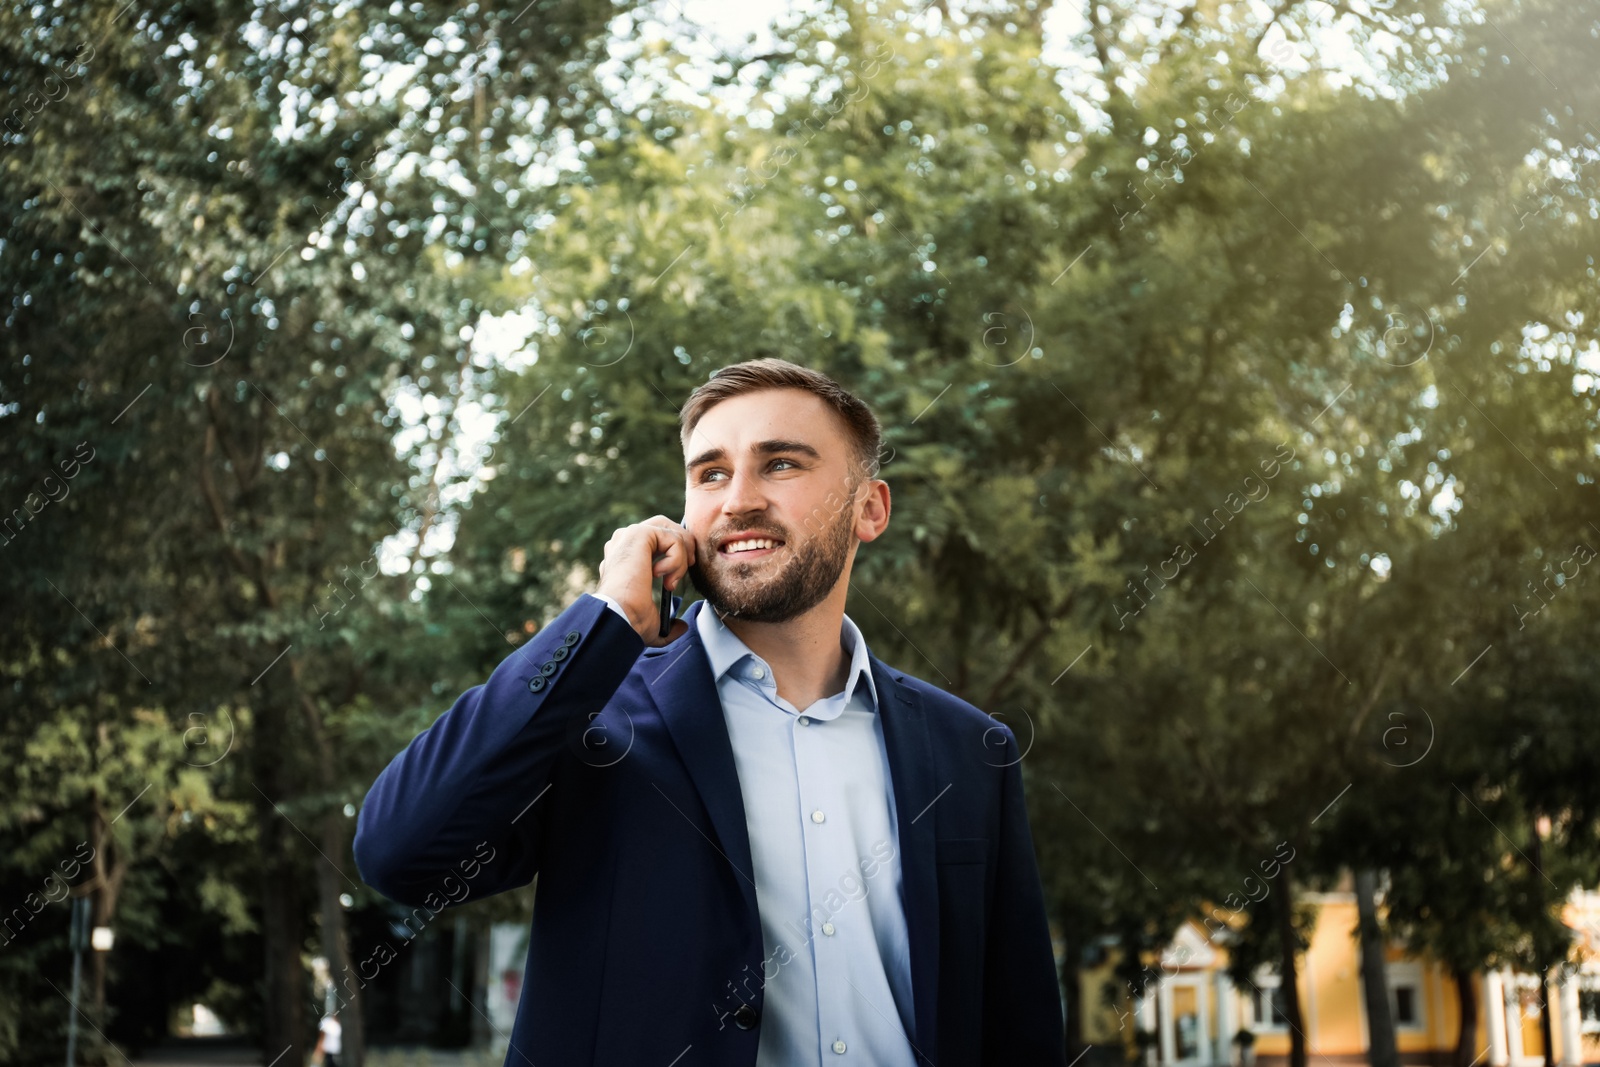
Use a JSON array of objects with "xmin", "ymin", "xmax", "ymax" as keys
[{"xmin": 725, "ymin": 538, "xmax": 779, "ymax": 553}]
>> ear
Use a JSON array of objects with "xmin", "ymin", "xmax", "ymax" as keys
[{"xmin": 853, "ymin": 479, "xmax": 891, "ymax": 544}]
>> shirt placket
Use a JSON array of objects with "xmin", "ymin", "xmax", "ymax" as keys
[{"xmin": 792, "ymin": 693, "xmax": 857, "ymax": 1061}]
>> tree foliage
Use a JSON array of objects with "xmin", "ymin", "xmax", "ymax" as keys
[{"xmin": 3, "ymin": 0, "xmax": 1598, "ymax": 1061}]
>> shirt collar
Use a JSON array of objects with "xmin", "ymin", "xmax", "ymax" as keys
[{"xmin": 696, "ymin": 600, "xmax": 879, "ymax": 712}]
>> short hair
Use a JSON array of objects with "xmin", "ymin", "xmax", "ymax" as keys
[{"xmin": 679, "ymin": 358, "xmax": 884, "ymax": 483}]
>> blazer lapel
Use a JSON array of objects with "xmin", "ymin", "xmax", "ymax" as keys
[
  {"xmin": 870, "ymin": 653, "xmax": 941, "ymax": 1067},
  {"xmin": 636, "ymin": 600, "xmax": 762, "ymax": 925}
]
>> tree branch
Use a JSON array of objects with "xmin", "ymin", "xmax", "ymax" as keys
[
  {"xmin": 982, "ymin": 587, "xmax": 1081, "ymax": 710},
  {"xmin": 200, "ymin": 422, "xmax": 255, "ymax": 579},
  {"xmin": 1086, "ymin": 0, "xmax": 1130, "ymax": 120},
  {"xmin": 1345, "ymin": 650, "xmax": 1398, "ymax": 749},
  {"xmin": 205, "ymin": 382, "xmax": 253, "ymax": 490}
]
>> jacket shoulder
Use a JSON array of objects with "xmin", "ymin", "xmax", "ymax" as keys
[{"xmin": 875, "ymin": 661, "xmax": 1019, "ymax": 746}]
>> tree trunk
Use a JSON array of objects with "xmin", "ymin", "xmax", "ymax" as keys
[
  {"xmin": 295, "ymin": 662, "xmax": 365, "ymax": 1067},
  {"xmin": 1537, "ymin": 969, "xmax": 1555, "ymax": 1067},
  {"xmin": 473, "ymin": 924, "xmax": 495, "ymax": 1049},
  {"xmin": 316, "ymin": 810, "xmax": 365, "ymax": 1067},
  {"xmin": 1355, "ymin": 869, "xmax": 1398, "ymax": 1067},
  {"xmin": 1275, "ymin": 868, "xmax": 1307, "ymax": 1067},
  {"xmin": 259, "ymin": 807, "xmax": 306, "ymax": 1066},
  {"xmin": 255, "ymin": 686, "xmax": 307, "ymax": 1067},
  {"xmin": 1453, "ymin": 964, "xmax": 1479, "ymax": 1067},
  {"xmin": 203, "ymin": 385, "xmax": 308, "ymax": 1064},
  {"xmin": 1531, "ymin": 821, "xmax": 1554, "ymax": 1067},
  {"xmin": 1060, "ymin": 927, "xmax": 1085, "ymax": 1063}
]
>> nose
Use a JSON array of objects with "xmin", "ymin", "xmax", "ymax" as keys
[{"xmin": 720, "ymin": 462, "xmax": 770, "ymax": 520}]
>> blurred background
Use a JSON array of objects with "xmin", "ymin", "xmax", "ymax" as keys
[{"xmin": 3, "ymin": 0, "xmax": 1599, "ymax": 1064}]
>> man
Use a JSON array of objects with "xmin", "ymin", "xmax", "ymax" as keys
[{"xmin": 354, "ymin": 358, "xmax": 1065, "ymax": 1066}]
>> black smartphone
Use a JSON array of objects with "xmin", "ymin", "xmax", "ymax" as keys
[{"xmin": 657, "ymin": 514, "xmax": 687, "ymax": 638}]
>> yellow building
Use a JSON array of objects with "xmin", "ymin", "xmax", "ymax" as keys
[{"xmin": 1077, "ymin": 885, "xmax": 1600, "ymax": 1067}]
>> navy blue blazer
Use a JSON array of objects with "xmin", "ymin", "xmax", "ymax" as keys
[{"xmin": 354, "ymin": 593, "xmax": 1065, "ymax": 1066}]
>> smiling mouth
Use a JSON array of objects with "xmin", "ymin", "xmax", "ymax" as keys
[{"xmin": 719, "ymin": 538, "xmax": 785, "ymax": 558}]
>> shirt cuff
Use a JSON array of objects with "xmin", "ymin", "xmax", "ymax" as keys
[{"xmin": 587, "ymin": 591, "xmax": 631, "ymax": 622}]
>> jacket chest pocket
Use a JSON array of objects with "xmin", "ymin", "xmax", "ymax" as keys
[{"xmin": 936, "ymin": 836, "xmax": 988, "ymax": 866}]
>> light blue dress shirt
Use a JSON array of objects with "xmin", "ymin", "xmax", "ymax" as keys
[{"xmin": 586, "ymin": 592, "xmax": 918, "ymax": 1066}]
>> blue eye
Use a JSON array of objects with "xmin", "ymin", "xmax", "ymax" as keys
[{"xmin": 699, "ymin": 458, "xmax": 797, "ymax": 482}]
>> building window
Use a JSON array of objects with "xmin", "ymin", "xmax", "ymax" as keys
[
  {"xmin": 1579, "ymin": 988, "xmax": 1600, "ymax": 1034},
  {"xmin": 1385, "ymin": 963, "xmax": 1427, "ymax": 1032},
  {"xmin": 1394, "ymin": 986, "xmax": 1417, "ymax": 1026},
  {"xmin": 1250, "ymin": 972, "xmax": 1290, "ymax": 1032}
]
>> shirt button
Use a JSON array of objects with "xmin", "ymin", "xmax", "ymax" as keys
[
  {"xmin": 811, "ymin": 810, "xmax": 825, "ymax": 823},
  {"xmin": 833, "ymin": 1039, "xmax": 847, "ymax": 1054},
  {"xmin": 798, "ymin": 716, "xmax": 811, "ymax": 726},
  {"xmin": 751, "ymin": 666, "xmax": 765, "ymax": 679},
  {"xmin": 821, "ymin": 922, "xmax": 835, "ymax": 936}
]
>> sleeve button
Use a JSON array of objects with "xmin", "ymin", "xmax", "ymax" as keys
[{"xmin": 528, "ymin": 677, "xmax": 547, "ymax": 693}]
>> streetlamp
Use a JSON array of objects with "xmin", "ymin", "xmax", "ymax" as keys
[{"xmin": 65, "ymin": 899, "xmax": 113, "ymax": 1067}]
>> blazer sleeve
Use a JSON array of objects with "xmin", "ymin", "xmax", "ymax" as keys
[
  {"xmin": 982, "ymin": 724, "xmax": 1067, "ymax": 1066},
  {"xmin": 353, "ymin": 592, "xmax": 645, "ymax": 907}
]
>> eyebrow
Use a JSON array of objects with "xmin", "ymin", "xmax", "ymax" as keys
[{"xmin": 685, "ymin": 438, "xmax": 822, "ymax": 472}]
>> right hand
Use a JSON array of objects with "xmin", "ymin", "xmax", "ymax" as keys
[{"xmin": 596, "ymin": 515, "xmax": 696, "ymax": 647}]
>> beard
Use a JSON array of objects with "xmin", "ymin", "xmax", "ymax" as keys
[{"xmin": 687, "ymin": 496, "xmax": 857, "ymax": 624}]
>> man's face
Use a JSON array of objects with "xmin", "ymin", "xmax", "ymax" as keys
[{"xmin": 683, "ymin": 388, "xmax": 867, "ymax": 623}]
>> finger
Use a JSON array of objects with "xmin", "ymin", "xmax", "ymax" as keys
[
  {"xmin": 680, "ymin": 522, "xmax": 697, "ymax": 565},
  {"xmin": 641, "ymin": 519, "xmax": 678, "ymax": 561},
  {"xmin": 652, "ymin": 536, "xmax": 688, "ymax": 578},
  {"xmin": 643, "ymin": 521, "xmax": 691, "ymax": 565}
]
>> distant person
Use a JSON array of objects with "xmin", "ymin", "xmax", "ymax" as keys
[
  {"xmin": 313, "ymin": 1012, "xmax": 341, "ymax": 1067},
  {"xmin": 355, "ymin": 359, "xmax": 1065, "ymax": 1066}
]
